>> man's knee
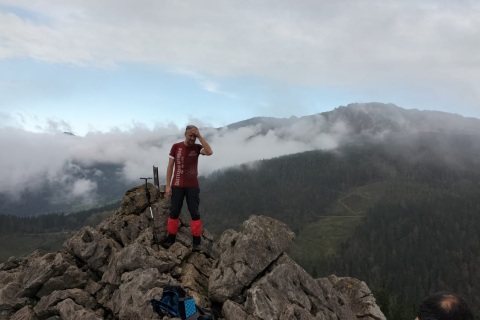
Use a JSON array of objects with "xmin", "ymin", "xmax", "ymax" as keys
[
  {"xmin": 169, "ymin": 189, "xmax": 184, "ymax": 219},
  {"xmin": 169, "ymin": 201, "xmax": 182, "ymax": 218},
  {"xmin": 191, "ymin": 212, "xmax": 201, "ymax": 220}
]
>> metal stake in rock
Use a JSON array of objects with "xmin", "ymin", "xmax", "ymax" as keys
[{"xmin": 140, "ymin": 177, "xmax": 159, "ymax": 245}]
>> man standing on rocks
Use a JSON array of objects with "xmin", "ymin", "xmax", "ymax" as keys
[{"xmin": 161, "ymin": 125, "xmax": 213, "ymax": 252}]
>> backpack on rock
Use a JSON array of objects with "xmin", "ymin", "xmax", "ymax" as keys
[{"xmin": 151, "ymin": 285, "xmax": 214, "ymax": 320}]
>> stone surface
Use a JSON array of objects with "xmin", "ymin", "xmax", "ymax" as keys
[
  {"xmin": 34, "ymin": 288, "xmax": 98, "ymax": 317},
  {"xmin": 107, "ymin": 268, "xmax": 171, "ymax": 320},
  {"xmin": 244, "ymin": 259, "xmax": 356, "ymax": 320},
  {"xmin": 0, "ymin": 185, "xmax": 386, "ymax": 320},
  {"xmin": 63, "ymin": 226, "xmax": 122, "ymax": 275},
  {"xmin": 208, "ymin": 215, "xmax": 295, "ymax": 303},
  {"xmin": 327, "ymin": 275, "xmax": 387, "ymax": 320},
  {"xmin": 36, "ymin": 265, "xmax": 89, "ymax": 297},
  {"xmin": 9, "ymin": 305, "xmax": 36, "ymax": 320},
  {"xmin": 56, "ymin": 299, "xmax": 103, "ymax": 320}
]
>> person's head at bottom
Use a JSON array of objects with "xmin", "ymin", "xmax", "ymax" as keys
[{"xmin": 416, "ymin": 291, "xmax": 474, "ymax": 320}]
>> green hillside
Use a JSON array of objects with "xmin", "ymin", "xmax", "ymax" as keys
[
  {"xmin": 288, "ymin": 181, "xmax": 389, "ymax": 276},
  {"xmin": 200, "ymin": 133, "xmax": 480, "ymax": 319}
]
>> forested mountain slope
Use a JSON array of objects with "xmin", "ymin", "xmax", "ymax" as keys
[{"xmin": 200, "ymin": 131, "xmax": 480, "ymax": 319}]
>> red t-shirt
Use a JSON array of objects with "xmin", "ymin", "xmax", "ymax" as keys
[{"xmin": 169, "ymin": 142, "xmax": 203, "ymax": 188}]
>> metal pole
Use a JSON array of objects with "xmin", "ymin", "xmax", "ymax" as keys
[{"xmin": 140, "ymin": 177, "xmax": 158, "ymax": 244}]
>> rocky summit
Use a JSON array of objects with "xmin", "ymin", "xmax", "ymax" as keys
[{"xmin": 0, "ymin": 184, "xmax": 386, "ymax": 320}]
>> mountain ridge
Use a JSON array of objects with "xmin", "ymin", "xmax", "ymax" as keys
[{"xmin": 3, "ymin": 102, "xmax": 480, "ymax": 217}]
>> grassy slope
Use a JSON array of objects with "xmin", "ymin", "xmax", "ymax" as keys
[{"xmin": 288, "ymin": 181, "xmax": 390, "ymax": 272}]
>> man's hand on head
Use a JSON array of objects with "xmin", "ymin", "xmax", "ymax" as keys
[{"xmin": 190, "ymin": 127, "xmax": 201, "ymax": 138}]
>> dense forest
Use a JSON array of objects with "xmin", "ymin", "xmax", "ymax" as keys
[
  {"xmin": 199, "ymin": 132, "xmax": 480, "ymax": 319},
  {"xmin": 0, "ymin": 202, "xmax": 118, "ymax": 234},
  {"xmin": 330, "ymin": 181, "xmax": 480, "ymax": 318}
]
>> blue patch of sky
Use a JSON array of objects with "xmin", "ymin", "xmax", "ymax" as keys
[
  {"xmin": 1, "ymin": 58, "xmax": 374, "ymax": 133},
  {"xmin": 0, "ymin": 5, "xmax": 51, "ymax": 25},
  {"xmin": 0, "ymin": 59, "xmax": 273, "ymax": 133},
  {"xmin": 6, "ymin": 58, "xmax": 467, "ymax": 134}
]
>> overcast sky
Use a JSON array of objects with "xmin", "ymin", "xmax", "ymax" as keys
[
  {"xmin": 1, "ymin": 1, "xmax": 480, "ymax": 200},
  {"xmin": 1, "ymin": 0, "xmax": 480, "ymax": 135}
]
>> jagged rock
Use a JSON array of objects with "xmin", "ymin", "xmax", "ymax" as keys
[
  {"xmin": 101, "ymin": 242, "xmax": 177, "ymax": 285},
  {"xmin": 36, "ymin": 265, "xmax": 89, "ymax": 297},
  {"xmin": 34, "ymin": 288, "xmax": 97, "ymax": 317},
  {"xmin": 106, "ymin": 268, "xmax": 173, "ymax": 320},
  {"xmin": 0, "ymin": 256, "xmax": 28, "ymax": 272},
  {"xmin": 63, "ymin": 226, "xmax": 122, "ymax": 275},
  {"xmin": 244, "ymin": 259, "xmax": 356, "ymax": 320},
  {"xmin": 55, "ymin": 298, "xmax": 102, "ymax": 320},
  {"xmin": 211, "ymin": 229, "xmax": 237, "ymax": 259},
  {"xmin": 222, "ymin": 300, "xmax": 255, "ymax": 320},
  {"xmin": 315, "ymin": 278, "xmax": 359, "ymax": 318},
  {"xmin": 117, "ymin": 183, "xmax": 160, "ymax": 217},
  {"xmin": 98, "ymin": 205, "xmax": 159, "ymax": 247},
  {"xmin": 0, "ymin": 282, "xmax": 26, "ymax": 311},
  {"xmin": 179, "ymin": 253, "xmax": 215, "ymax": 309},
  {"xmin": 11, "ymin": 251, "xmax": 75, "ymax": 300},
  {"xmin": 0, "ymin": 266, "xmax": 23, "ymax": 310},
  {"xmin": 0, "ymin": 185, "xmax": 386, "ymax": 320},
  {"xmin": 9, "ymin": 305, "xmax": 36, "ymax": 320},
  {"xmin": 84, "ymin": 279, "xmax": 102, "ymax": 296},
  {"xmin": 327, "ymin": 275, "xmax": 386, "ymax": 320},
  {"xmin": 208, "ymin": 215, "xmax": 295, "ymax": 303}
]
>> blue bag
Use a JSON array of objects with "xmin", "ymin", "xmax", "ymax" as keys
[{"xmin": 151, "ymin": 285, "xmax": 214, "ymax": 320}]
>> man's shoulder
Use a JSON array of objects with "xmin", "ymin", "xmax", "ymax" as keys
[
  {"xmin": 169, "ymin": 142, "xmax": 184, "ymax": 156},
  {"xmin": 171, "ymin": 141, "xmax": 185, "ymax": 148}
]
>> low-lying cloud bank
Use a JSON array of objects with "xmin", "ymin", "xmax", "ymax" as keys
[
  {"xmin": 4, "ymin": 103, "xmax": 480, "ymax": 204},
  {"xmin": 0, "ymin": 115, "xmax": 350, "ymax": 200}
]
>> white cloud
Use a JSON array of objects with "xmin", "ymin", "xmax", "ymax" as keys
[
  {"xmin": 1, "ymin": 0, "xmax": 478, "ymax": 88},
  {"xmin": 0, "ymin": 128, "xmax": 71, "ymax": 196},
  {"xmin": 0, "ymin": 115, "xmax": 348, "ymax": 197},
  {"xmin": 201, "ymin": 80, "xmax": 238, "ymax": 99},
  {"xmin": 70, "ymin": 178, "xmax": 97, "ymax": 198}
]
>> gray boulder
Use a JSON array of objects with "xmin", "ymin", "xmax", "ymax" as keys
[
  {"xmin": 327, "ymin": 275, "xmax": 386, "ymax": 320},
  {"xmin": 34, "ymin": 288, "xmax": 98, "ymax": 318},
  {"xmin": 36, "ymin": 265, "xmax": 89, "ymax": 297},
  {"xmin": 63, "ymin": 226, "xmax": 122, "ymax": 275},
  {"xmin": 243, "ymin": 259, "xmax": 357, "ymax": 320},
  {"xmin": 100, "ymin": 242, "xmax": 177, "ymax": 285},
  {"xmin": 208, "ymin": 215, "xmax": 295, "ymax": 303},
  {"xmin": 106, "ymin": 268, "xmax": 172, "ymax": 320},
  {"xmin": 55, "ymin": 298, "xmax": 103, "ymax": 320}
]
